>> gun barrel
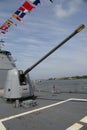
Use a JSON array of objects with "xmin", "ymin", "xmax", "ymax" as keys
[{"xmin": 24, "ymin": 24, "xmax": 85, "ymax": 75}]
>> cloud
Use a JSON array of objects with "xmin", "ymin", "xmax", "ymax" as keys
[
  {"xmin": 0, "ymin": 0, "xmax": 87, "ymax": 79},
  {"xmin": 54, "ymin": 0, "xmax": 83, "ymax": 18}
]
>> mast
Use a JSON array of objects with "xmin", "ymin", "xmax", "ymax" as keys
[{"xmin": 0, "ymin": 39, "xmax": 5, "ymax": 50}]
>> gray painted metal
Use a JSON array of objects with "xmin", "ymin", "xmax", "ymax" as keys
[
  {"xmin": 0, "ymin": 92, "xmax": 87, "ymax": 130},
  {"xmin": 24, "ymin": 24, "xmax": 85, "ymax": 75}
]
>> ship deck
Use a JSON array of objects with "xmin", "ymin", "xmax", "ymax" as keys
[{"xmin": 0, "ymin": 92, "xmax": 87, "ymax": 130}]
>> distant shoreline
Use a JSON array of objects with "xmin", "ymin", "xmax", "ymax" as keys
[{"xmin": 48, "ymin": 75, "xmax": 87, "ymax": 80}]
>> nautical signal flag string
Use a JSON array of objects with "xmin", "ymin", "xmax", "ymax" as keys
[
  {"xmin": 0, "ymin": 18, "xmax": 17, "ymax": 34},
  {"xmin": 0, "ymin": 0, "xmax": 53, "ymax": 34},
  {"xmin": 12, "ymin": 1, "xmax": 35, "ymax": 22}
]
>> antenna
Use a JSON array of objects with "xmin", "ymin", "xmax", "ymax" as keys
[{"xmin": 0, "ymin": 39, "xmax": 5, "ymax": 50}]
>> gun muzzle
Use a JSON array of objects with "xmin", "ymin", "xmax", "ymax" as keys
[
  {"xmin": 24, "ymin": 24, "xmax": 85, "ymax": 75},
  {"xmin": 75, "ymin": 24, "xmax": 85, "ymax": 33}
]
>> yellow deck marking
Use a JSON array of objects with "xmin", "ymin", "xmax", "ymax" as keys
[
  {"xmin": 0, "ymin": 99, "xmax": 71, "ymax": 130},
  {"xmin": 66, "ymin": 123, "xmax": 83, "ymax": 130},
  {"xmin": 0, "ymin": 122, "xmax": 6, "ymax": 130},
  {"xmin": 0, "ymin": 99, "xmax": 71, "ymax": 122},
  {"xmin": 71, "ymin": 98, "xmax": 87, "ymax": 102},
  {"xmin": 0, "ymin": 98, "xmax": 87, "ymax": 130},
  {"xmin": 80, "ymin": 116, "xmax": 87, "ymax": 123}
]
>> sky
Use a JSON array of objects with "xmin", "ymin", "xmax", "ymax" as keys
[{"xmin": 0, "ymin": 0, "xmax": 87, "ymax": 79}]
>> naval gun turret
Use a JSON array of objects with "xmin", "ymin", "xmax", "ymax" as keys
[{"xmin": 2, "ymin": 24, "xmax": 85, "ymax": 100}]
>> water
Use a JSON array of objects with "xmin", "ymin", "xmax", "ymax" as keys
[{"xmin": 35, "ymin": 79, "xmax": 87, "ymax": 93}]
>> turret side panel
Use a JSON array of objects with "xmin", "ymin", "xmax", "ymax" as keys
[
  {"xmin": 0, "ymin": 69, "xmax": 8, "ymax": 89},
  {"xmin": 0, "ymin": 53, "xmax": 16, "ymax": 69}
]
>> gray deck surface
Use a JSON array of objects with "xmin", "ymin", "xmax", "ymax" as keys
[{"xmin": 0, "ymin": 92, "xmax": 87, "ymax": 130}]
